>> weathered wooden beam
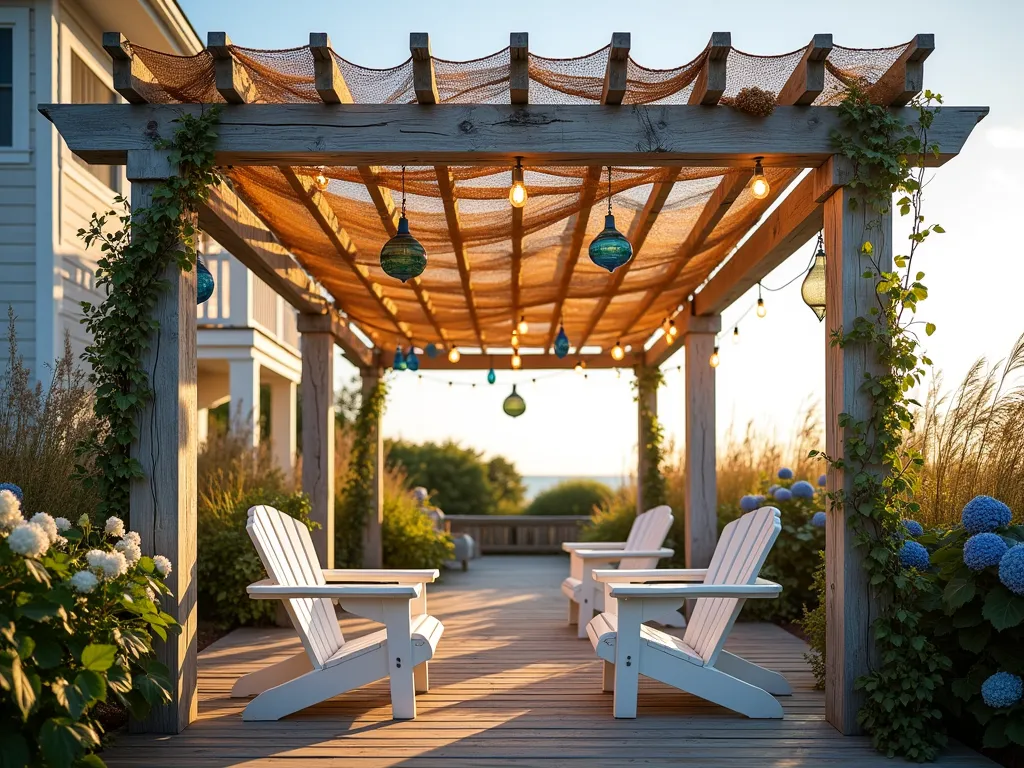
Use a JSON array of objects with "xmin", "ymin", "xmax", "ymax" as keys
[
  {"xmin": 102, "ymin": 32, "xmax": 153, "ymax": 104},
  {"xmin": 692, "ymin": 157, "xmax": 852, "ymax": 318},
  {"xmin": 410, "ymin": 33, "xmax": 439, "ymax": 104},
  {"xmin": 510, "ymin": 32, "xmax": 529, "ymax": 105},
  {"xmin": 689, "ymin": 32, "xmax": 731, "ymax": 105},
  {"xmin": 310, "ymin": 33, "xmax": 351, "ymax": 104},
  {"xmin": 868, "ymin": 34, "xmax": 935, "ymax": 106},
  {"xmin": 39, "ymin": 103, "xmax": 988, "ymax": 168},
  {"xmin": 601, "ymin": 33, "xmax": 630, "ymax": 105},
  {"xmin": 411, "ymin": 349, "xmax": 643, "ymax": 371},
  {"xmin": 298, "ymin": 316, "xmax": 335, "ymax": 568},
  {"xmin": 435, "ymin": 166, "xmax": 486, "ymax": 349},
  {"xmin": 776, "ymin": 34, "xmax": 833, "ymax": 106},
  {"xmin": 281, "ymin": 167, "xmax": 411, "ymax": 344},
  {"xmin": 511, "ymin": 199, "xmax": 524, "ymax": 338},
  {"xmin": 207, "ymin": 32, "xmax": 255, "ymax": 104}
]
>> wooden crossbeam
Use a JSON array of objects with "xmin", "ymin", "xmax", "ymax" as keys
[
  {"xmin": 412, "ymin": 350, "xmax": 642, "ymax": 371},
  {"xmin": 575, "ymin": 168, "xmax": 682, "ymax": 350},
  {"xmin": 208, "ymin": 32, "xmax": 256, "ymax": 104},
  {"xmin": 868, "ymin": 33, "xmax": 935, "ymax": 106},
  {"xmin": 309, "ymin": 33, "xmax": 351, "ymax": 103},
  {"xmin": 102, "ymin": 32, "xmax": 154, "ymax": 104},
  {"xmin": 648, "ymin": 311, "xmax": 722, "ymax": 369},
  {"xmin": 777, "ymin": 34, "xmax": 833, "ymax": 106},
  {"xmin": 510, "ymin": 32, "xmax": 529, "ymax": 105},
  {"xmin": 410, "ymin": 33, "xmax": 439, "ymax": 104},
  {"xmin": 435, "ymin": 166, "xmax": 486, "ymax": 350},
  {"xmin": 689, "ymin": 32, "xmax": 731, "ymax": 105},
  {"xmin": 601, "ymin": 33, "xmax": 630, "ymax": 105},
  {"xmin": 281, "ymin": 167, "xmax": 411, "ymax": 344}
]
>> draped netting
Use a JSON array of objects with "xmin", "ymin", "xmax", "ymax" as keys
[{"xmin": 124, "ymin": 37, "xmax": 912, "ymax": 353}]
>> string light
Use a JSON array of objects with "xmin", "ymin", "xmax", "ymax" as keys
[
  {"xmin": 750, "ymin": 157, "xmax": 770, "ymax": 200},
  {"xmin": 732, "ymin": 326, "xmax": 740, "ymax": 345},
  {"xmin": 448, "ymin": 346, "xmax": 461, "ymax": 363},
  {"xmin": 313, "ymin": 167, "xmax": 329, "ymax": 191},
  {"xmin": 610, "ymin": 340, "xmax": 625, "ymax": 361},
  {"xmin": 756, "ymin": 282, "xmax": 767, "ymax": 318},
  {"xmin": 574, "ymin": 359, "xmax": 586, "ymax": 374},
  {"xmin": 508, "ymin": 157, "xmax": 528, "ymax": 208},
  {"xmin": 517, "ymin": 315, "xmax": 529, "ymax": 334},
  {"xmin": 511, "ymin": 328, "xmax": 520, "ymax": 349},
  {"xmin": 667, "ymin": 319, "xmax": 678, "ymax": 340},
  {"xmin": 709, "ymin": 346, "xmax": 721, "ymax": 368},
  {"xmin": 511, "ymin": 352, "xmax": 522, "ymax": 370}
]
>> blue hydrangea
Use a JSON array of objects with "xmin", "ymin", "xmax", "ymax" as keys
[
  {"xmin": 739, "ymin": 495, "xmax": 761, "ymax": 513},
  {"xmin": 963, "ymin": 533, "xmax": 1008, "ymax": 572},
  {"xmin": 818, "ymin": 474, "xmax": 827, "ymax": 487},
  {"xmin": 899, "ymin": 541, "xmax": 930, "ymax": 570},
  {"xmin": 773, "ymin": 487, "xmax": 792, "ymax": 502},
  {"xmin": 811, "ymin": 511, "xmax": 826, "ymax": 528},
  {"xmin": 777, "ymin": 467, "xmax": 794, "ymax": 480},
  {"xmin": 790, "ymin": 480, "xmax": 815, "ymax": 499},
  {"xmin": 902, "ymin": 519, "xmax": 924, "ymax": 537},
  {"xmin": 754, "ymin": 495, "xmax": 766, "ymax": 505},
  {"xmin": 767, "ymin": 484, "xmax": 780, "ymax": 494},
  {"xmin": 981, "ymin": 671, "xmax": 1023, "ymax": 709},
  {"xmin": 961, "ymin": 495, "xmax": 1012, "ymax": 534},
  {"xmin": 0, "ymin": 483, "xmax": 23, "ymax": 502},
  {"xmin": 999, "ymin": 544, "xmax": 1024, "ymax": 595}
]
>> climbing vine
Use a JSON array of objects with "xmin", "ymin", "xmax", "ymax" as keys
[
  {"xmin": 633, "ymin": 367, "xmax": 667, "ymax": 509},
  {"xmin": 76, "ymin": 109, "xmax": 221, "ymax": 521},
  {"xmin": 336, "ymin": 378, "xmax": 388, "ymax": 567},
  {"xmin": 814, "ymin": 85, "xmax": 949, "ymax": 760}
]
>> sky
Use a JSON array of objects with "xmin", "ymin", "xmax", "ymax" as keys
[{"xmin": 180, "ymin": 0, "xmax": 1024, "ymax": 476}]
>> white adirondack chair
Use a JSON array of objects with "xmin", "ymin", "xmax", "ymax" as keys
[
  {"xmin": 587, "ymin": 506, "xmax": 791, "ymax": 719},
  {"xmin": 561, "ymin": 505, "xmax": 677, "ymax": 638},
  {"xmin": 230, "ymin": 505, "xmax": 444, "ymax": 721}
]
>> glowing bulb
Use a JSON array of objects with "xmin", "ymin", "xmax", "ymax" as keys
[
  {"xmin": 750, "ymin": 157, "xmax": 770, "ymax": 200},
  {"xmin": 314, "ymin": 167, "xmax": 329, "ymax": 191},
  {"xmin": 448, "ymin": 346, "xmax": 461, "ymax": 363},
  {"xmin": 511, "ymin": 352, "xmax": 522, "ymax": 370},
  {"xmin": 667, "ymin": 320, "xmax": 678, "ymax": 339},
  {"xmin": 517, "ymin": 315, "xmax": 529, "ymax": 335},
  {"xmin": 610, "ymin": 341, "xmax": 625, "ymax": 362},
  {"xmin": 732, "ymin": 326, "xmax": 740, "ymax": 345},
  {"xmin": 709, "ymin": 346, "xmax": 721, "ymax": 368},
  {"xmin": 756, "ymin": 297, "xmax": 767, "ymax": 318},
  {"xmin": 509, "ymin": 158, "xmax": 528, "ymax": 208},
  {"xmin": 574, "ymin": 359, "xmax": 586, "ymax": 374}
]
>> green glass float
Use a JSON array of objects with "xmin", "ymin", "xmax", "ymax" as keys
[
  {"xmin": 425, "ymin": 343, "xmax": 438, "ymax": 358},
  {"xmin": 393, "ymin": 346, "xmax": 407, "ymax": 371},
  {"xmin": 487, "ymin": 368, "xmax": 496, "ymax": 385},
  {"xmin": 588, "ymin": 166, "xmax": 632, "ymax": 272},
  {"xmin": 503, "ymin": 385, "xmax": 526, "ymax": 418},
  {"xmin": 380, "ymin": 166, "xmax": 426, "ymax": 282},
  {"xmin": 196, "ymin": 254, "xmax": 215, "ymax": 305},
  {"xmin": 554, "ymin": 324, "xmax": 570, "ymax": 359},
  {"xmin": 406, "ymin": 348, "xmax": 419, "ymax": 371}
]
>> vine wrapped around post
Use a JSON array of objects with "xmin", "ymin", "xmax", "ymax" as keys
[{"xmin": 634, "ymin": 367, "xmax": 667, "ymax": 510}]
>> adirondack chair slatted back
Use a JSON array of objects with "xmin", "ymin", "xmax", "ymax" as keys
[
  {"xmin": 246, "ymin": 506, "xmax": 345, "ymax": 669},
  {"xmin": 619, "ymin": 505, "xmax": 672, "ymax": 570},
  {"xmin": 682, "ymin": 507, "xmax": 781, "ymax": 665}
]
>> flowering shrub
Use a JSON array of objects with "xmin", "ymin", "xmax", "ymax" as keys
[{"xmin": 0, "ymin": 486, "xmax": 177, "ymax": 767}]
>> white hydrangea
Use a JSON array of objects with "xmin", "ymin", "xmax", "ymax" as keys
[
  {"xmin": 0, "ymin": 490, "xmax": 23, "ymax": 532},
  {"xmin": 7, "ymin": 523, "xmax": 50, "ymax": 558},
  {"xmin": 85, "ymin": 549, "xmax": 128, "ymax": 580},
  {"xmin": 54, "ymin": 517, "xmax": 71, "ymax": 532},
  {"xmin": 153, "ymin": 555, "xmax": 172, "ymax": 577},
  {"xmin": 123, "ymin": 530, "xmax": 141, "ymax": 547},
  {"xmin": 70, "ymin": 570, "xmax": 99, "ymax": 594},
  {"xmin": 55, "ymin": 535, "xmax": 68, "ymax": 550},
  {"xmin": 104, "ymin": 516, "xmax": 125, "ymax": 538},
  {"xmin": 78, "ymin": 514, "xmax": 90, "ymax": 527},
  {"xmin": 114, "ymin": 537, "xmax": 141, "ymax": 567},
  {"xmin": 30, "ymin": 513, "xmax": 58, "ymax": 545},
  {"xmin": 85, "ymin": 549, "xmax": 106, "ymax": 569}
]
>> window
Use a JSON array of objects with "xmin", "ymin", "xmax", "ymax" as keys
[
  {"xmin": 0, "ymin": 27, "xmax": 12, "ymax": 147},
  {"xmin": 71, "ymin": 52, "xmax": 118, "ymax": 190},
  {"xmin": 0, "ymin": 8, "xmax": 28, "ymax": 159}
]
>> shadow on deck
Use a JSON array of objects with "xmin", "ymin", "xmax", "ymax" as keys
[{"xmin": 102, "ymin": 555, "xmax": 994, "ymax": 767}]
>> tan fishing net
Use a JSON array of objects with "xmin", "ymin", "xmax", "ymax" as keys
[{"xmin": 124, "ymin": 37, "xmax": 913, "ymax": 354}]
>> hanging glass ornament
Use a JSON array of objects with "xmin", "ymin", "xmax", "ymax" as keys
[
  {"xmin": 588, "ymin": 166, "xmax": 633, "ymax": 272},
  {"xmin": 801, "ymin": 233, "xmax": 827, "ymax": 321},
  {"xmin": 553, "ymin": 324, "xmax": 570, "ymax": 359},
  {"xmin": 425, "ymin": 343, "xmax": 438, "ymax": 358},
  {"xmin": 487, "ymin": 368, "xmax": 496, "ymax": 385},
  {"xmin": 503, "ymin": 385, "xmax": 526, "ymax": 418},
  {"xmin": 196, "ymin": 254, "xmax": 215, "ymax": 305},
  {"xmin": 406, "ymin": 348, "xmax": 419, "ymax": 371},
  {"xmin": 380, "ymin": 166, "xmax": 427, "ymax": 282},
  {"xmin": 393, "ymin": 346, "xmax": 407, "ymax": 371}
]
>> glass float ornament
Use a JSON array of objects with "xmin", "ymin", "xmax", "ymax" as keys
[
  {"xmin": 801, "ymin": 234, "xmax": 827, "ymax": 321},
  {"xmin": 380, "ymin": 166, "xmax": 427, "ymax": 282},
  {"xmin": 406, "ymin": 348, "xmax": 419, "ymax": 372},
  {"xmin": 196, "ymin": 254, "xmax": 215, "ymax": 305},
  {"xmin": 425, "ymin": 343, "xmax": 438, "ymax": 358},
  {"xmin": 553, "ymin": 324, "xmax": 570, "ymax": 359},
  {"xmin": 503, "ymin": 385, "xmax": 526, "ymax": 418},
  {"xmin": 487, "ymin": 368, "xmax": 496, "ymax": 385},
  {"xmin": 588, "ymin": 166, "xmax": 633, "ymax": 272},
  {"xmin": 393, "ymin": 346, "xmax": 407, "ymax": 371}
]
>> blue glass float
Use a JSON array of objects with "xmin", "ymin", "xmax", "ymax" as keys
[
  {"xmin": 553, "ymin": 324, "xmax": 570, "ymax": 359},
  {"xmin": 393, "ymin": 346, "xmax": 407, "ymax": 371},
  {"xmin": 406, "ymin": 348, "xmax": 419, "ymax": 371},
  {"xmin": 487, "ymin": 368, "xmax": 496, "ymax": 385},
  {"xmin": 588, "ymin": 213, "xmax": 633, "ymax": 272},
  {"xmin": 196, "ymin": 255, "xmax": 215, "ymax": 305},
  {"xmin": 503, "ymin": 385, "xmax": 526, "ymax": 418},
  {"xmin": 380, "ymin": 216, "xmax": 427, "ymax": 283},
  {"xmin": 425, "ymin": 343, "xmax": 438, "ymax": 358}
]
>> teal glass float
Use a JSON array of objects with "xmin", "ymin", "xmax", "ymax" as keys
[
  {"xmin": 406, "ymin": 348, "xmax": 419, "ymax": 371},
  {"xmin": 487, "ymin": 368, "xmax": 496, "ymax": 385},
  {"xmin": 425, "ymin": 343, "xmax": 438, "ymax": 358},
  {"xmin": 196, "ymin": 254, "xmax": 215, "ymax": 305},
  {"xmin": 380, "ymin": 216, "xmax": 426, "ymax": 283},
  {"xmin": 503, "ymin": 385, "xmax": 526, "ymax": 418},
  {"xmin": 393, "ymin": 346, "xmax": 407, "ymax": 371},
  {"xmin": 588, "ymin": 166, "xmax": 633, "ymax": 273},
  {"xmin": 553, "ymin": 324, "xmax": 570, "ymax": 359}
]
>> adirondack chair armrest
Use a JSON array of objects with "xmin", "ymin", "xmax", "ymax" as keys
[
  {"xmin": 573, "ymin": 548, "xmax": 674, "ymax": 560},
  {"xmin": 592, "ymin": 568, "xmax": 707, "ymax": 583},
  {"xmin": 607, "ymin": 577, "xmax": 782, "ymax": 599},
  {"xmin": 321, "ymin": 569, "xmax": 440, "ymax": 584},
  {"xmin": 561, "ymin": 541, "xmax": 627, "ymax": 553},
  {"xmin": 246, "ymin": 578, "xmax": 422, "ymax": 600}
]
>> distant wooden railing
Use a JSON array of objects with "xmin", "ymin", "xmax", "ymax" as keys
[{"xmin": 447, "ymin": 515, "xmax": 590, "ymax": 554}]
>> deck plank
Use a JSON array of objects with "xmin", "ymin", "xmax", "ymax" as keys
[{"xmin": 101, "ymin": 555, "xmax": 994, "ymax": 767}]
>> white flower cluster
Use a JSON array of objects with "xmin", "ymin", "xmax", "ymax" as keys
[
  {"xmin": 104, "ymin": 516, "xmax": 125, "ymax": 538},
  {"xmin": 114, "ymin": 536, "xmax": 142, "ymax": 567},
  {"xmin": 54, "ymin": 517, "xmax": 71, "ymax": 532},
  {"xmin": 153, "ymin": 554, "xmax": 172, "ymax": 577},
  {"xmin": 86, "ymin": 548, "xmax": 128, "ymax": 580},
  {"xmin": 0, "ymin": 489, "xmax": 23, "ymax": 532},
  {"xmin": 8, "ymin": 523, "xmax": 50, "ymax": 558},
  {"xmin": 30, "ymin": 513, "xmax": 59, "ymax": 546},
  {"xmin": 70, "ymin": 570, "xmax": 99, "ymax": 594}
]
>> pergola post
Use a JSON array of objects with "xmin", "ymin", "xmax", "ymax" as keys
[
  {"xmin": 823, "ymin": 177, "xmax": 892, "ymax": 735},
  {"xmin": 298, "ymin": 313, "xmax": 335, "ymax": 568},
  {"xmin": 360, "ymin": 364, "xmax": 385, "ymax": 569},
  {"xmin": 635, "ymin": 367, "xmax": 658, "ymax": 515},
  {"xmin": 126, "ymin": 150, "xmax": 197, "ymax": 734},
  {"xmin": 683, "ymin": 315, "xmax": 721, "ymax": 570}
]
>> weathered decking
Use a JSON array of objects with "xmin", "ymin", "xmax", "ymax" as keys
[{"xmin": 103, "ymin": 556, "xmax": 994, "ymax": 767}]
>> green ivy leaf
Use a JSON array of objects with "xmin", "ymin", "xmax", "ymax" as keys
[
  {"xmin": 80, "ymin": 644, "xmax": 116, "ymax": 672},
  {"xmin": 983, "ymin": 587, "xmax": 1024, "ymax": 631},
  {"xmin": 38, "ymin": 718, "xmax": 98, "ymax": 768}
]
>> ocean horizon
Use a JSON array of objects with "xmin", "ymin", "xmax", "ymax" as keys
[{"xmin": 521, "ymin": 475, "xmax": 628, "ymax": 501}]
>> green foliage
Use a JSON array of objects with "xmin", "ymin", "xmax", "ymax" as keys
[
  {"xmin": 634, "ymin": 367, "xmax": 667, "ymax": 509},
  {"xmin": 381, "ymin": 492, "xmax": 454, "ymax": 570},
  {"xmin": 818, "ymin": 86, "xmax": 951, "ymax": 761},
  {"xmin": 800, "ymin": 551, "xmax": 827, "ymax": 690},
  {"xmin": 0, "ymin": 498, "xmax": 177, "ymax": 768},
  {"xmin": 75, "ymin": 108, "xmax": 221, "ymax": 524},
  {"xmin": 486, "ymin": 456, "xmax": 527, "ymax": 515},
  {"xmin": 525, "ymin": 479, "xmax": 615, "ymax": 517},
  {"xmin": 581, "ymin": 487, "xmax": 687, "ymax": 566}
]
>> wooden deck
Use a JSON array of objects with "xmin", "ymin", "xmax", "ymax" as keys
[{"xmin": 103, "ymin": 556, "xmax": 994, "ymax": 767}]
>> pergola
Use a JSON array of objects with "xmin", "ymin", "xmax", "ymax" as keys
[{"xmin": 41, "ymin": 30, "xmax": 985, "ymax": 738}]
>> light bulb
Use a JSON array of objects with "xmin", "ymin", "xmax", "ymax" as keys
[
  {"xmin": 511, "ymin": 328, "xmax": 519, "ymax": 348},
  {"xmin": 511, "ymin": 352, "xmax": 522, "ymax": 370},
  {"xmin": 509, "ymin": 159, "xmax": 528, "ymax": 208},
  {"xmin": 517, "ymin": 315, "xmax": 529, "ymax": 335},
  {"xmin": 314, "ymin": 167, "xmax": 329, "ymax": 191},
  {"xmin": 667, "ymin": 320, "xmax": 678, "ymax": 339},
  {"xmin": 709, "ymin": 346, "xmax": 721, "ymax": 368},
  {"xmin": 750, "ymin": 157, "xmax": 770, "ymax": 200},
  {"xmin": 448, "ymin": 346, "xmax": 461, "ymax": 363},
  {"xmin": 610, "ymin": 341, "xmax": 625, "ymax": 362},
  {"xmin": 756, "ymin": 297, "xmax": 767, "ymax": 318},
  {"xmin": 732, "ymin": 326, "xmax": 740, "ymax": 345},
  {"xmin": 574, "ymin": 360, "xmax": 585, "ymax": 374}
]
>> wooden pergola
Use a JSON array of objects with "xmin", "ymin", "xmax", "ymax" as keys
[{"xmin": 41, "ymin": 30, "xmax": 985, "ymax": 738}]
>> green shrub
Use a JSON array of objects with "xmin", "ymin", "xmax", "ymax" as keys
[
  {"xmin": 525, "ymin": 479, "xmax": 614, "ymax": 516},
  {"xmin": 382, "ymin": 492, "xmax": 454, "ymax": 570},
  {"xmin": 582, "ymin": 487, "xmax": 687, "ymax": 566},
  {"xmin": 800, "ymin": 551, "xmax": 827, "ymax": 689}
]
